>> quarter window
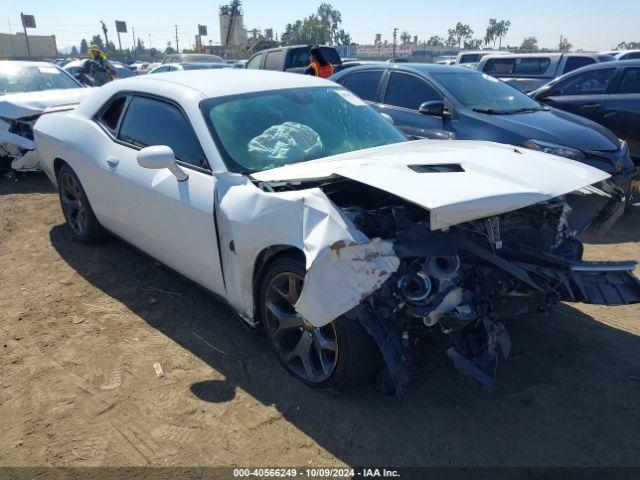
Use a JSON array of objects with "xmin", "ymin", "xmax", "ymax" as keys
[
  {"xmin": 118, "ymin": 96, "xmax": 207, "ymax": 168},
  {"xmin": 98, "ymin": 96, "xmax": 127, "ymax": 134},
  {"xmin": 341, "ymin": 71, "xmax": 383, "ymax": 101},
  {"xmin": 617, "ymin": 68, "xmax": 640, "ymax": 94},
  {"xmin": 553, "ymin": 68, "xmax": 616, "ymax": 96},
  {"xmin": 246, "ymin": 53, "xmax": 264, "ymax": 69},
  {"xmin": 384, "ymin": 72, "xmax": 441, "ymax": 110}
]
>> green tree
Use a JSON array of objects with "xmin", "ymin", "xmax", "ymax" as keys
[
  {"xmin": 334, "ymin": 29, "xmax": 351, "ymax": 45},
  {"xmin": 426, "ymin": 35, "xmax": 444, "ymax": 47},
  {"xmin": 447, "ymin": 23, "xmax": 473, "ymax": 49},
  {"xmin": 520, "ymin": 36, "xmax": 539, "ymax": 51},
  {"xmin": 165, "ymin": 41, "xmax": 175, "ymax": 54},
  {"xmin": 400, "ymin": 31, "xmax": 412, "ymax": 45},
  {"xmin": 485, "ymin": 18, "xmax": 511, "ymax": 49},
  {"xmin": 90, "ymin": 35, "xmax": 105, "ymax": 51},
  {"xmin": 316, "ymin": 3, "xmax": 342, "ymax": 45},
  {"xmin": 80, "ymin": 39, "xmax": 88, "ymax": 55},
  {"xmin": 70, "ymin": 45, "xmax": 79, "ymax": 56},
  {"xmin": 284, "ymin": 4, "xmax": 349, "ymax": 46},
  {"xmin": 616, "ymin": 41, "xmax": 640, "ymax": 49},
  {"xmin": 464, "ymin": 38, "xmax": 483, "ymax": 49},
  {"xmin": 559, "ymin": 37, "xmax": 572, "ymax": 52}
]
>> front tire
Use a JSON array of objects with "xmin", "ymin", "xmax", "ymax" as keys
[
  {"xmin": 259, "ymin": 256, "xmax": 380, "ymax": 392},
  {"xmin": 57, "ymin": 164, "xmax": 107, "ymax": 243}
]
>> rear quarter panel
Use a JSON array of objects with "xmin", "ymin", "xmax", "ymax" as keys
[{"xmin": 34, "ymin": 110, "xmax": 116, "ymax": 224}]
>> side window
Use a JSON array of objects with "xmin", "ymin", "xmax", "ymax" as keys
[
  {"xmin": 289, "ymin": 48, "xmax": 310, "ymax": 68},
  {"xmin": 118, "ymin": 96, "xmax": 207, "ymax": 169},
  {"xmin": 624, "ymin": 52, "xmax": 640, "ymax": 60},
  {"xmin": 97, "ymin": 96, "xmax": 127, "ymax": 134},
  {"xmin": 384, "ymin": 72, "xmax": 441, "ymax": 110},
  {"xmin": 553, "ymin": 68, "xmax": 616, "ymax": 96},
  {"xmin": 151, "ymin": 66, "xmax": 170, "ymax": 74},
  {"xmin": 513, "ymin": 57, "xmax": 550, "ymax": 75},
  {"xmin": 563, "ymin": 56, "xmax": 596, "ymax": 74},
  {"xmin": 617, "ymin": 68, "xmax": 640, "ymax": 94},
  {"xmin": 264, "ymin": 50, "xmax": 284, "ymax": 70},
  {"xmin": 341, "ymin": 71, "xmax": 383, "ymax": 101},
  {"xmin": 484, "ymin": 58, "xmax": 515, "ymax": 74},
  {"xmin": 246, "ymin": 53, "xmax": 264, "ymax": 69}
]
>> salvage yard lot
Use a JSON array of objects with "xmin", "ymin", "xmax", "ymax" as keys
[{"xmin": 1, "ymin": 173, "xmax": 640, "ymax": 467}]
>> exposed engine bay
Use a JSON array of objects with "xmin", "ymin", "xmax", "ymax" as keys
[
  {"xmin": 0, "ymin": 115, "xmax": 39, "ymax": 172},
  {"xmin": 264, "ymin": 177, "xmax": 640, "ymax": 394}
]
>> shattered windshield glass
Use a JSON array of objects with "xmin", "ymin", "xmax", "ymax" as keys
[
  {"xmin": 0, "ymin": 64, "xmax": 79, "ymax": 95},
  {"xmin": 201, "ymin": 87, "xmax": 406, "ymax": 173}
]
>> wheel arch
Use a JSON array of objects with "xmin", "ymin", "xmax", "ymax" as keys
[
  {"xmin": 53, "ymin": 157, "xmax": 68, "ymax": 178},
  {"xmin": 252, "ymin": 244, "xmax": 305, "ymax": 323}
]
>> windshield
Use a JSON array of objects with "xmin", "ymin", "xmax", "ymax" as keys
[
  {"xmin": 202, "ymin": 87, "xmax": 406, "ymax": 173},
  {"xmin": 0, "ymin": 64, "xmax": 79, "ymax": 95},
  {"xmin": 432, "ymin": 72, "xmax": 543, "ymax": 113}
]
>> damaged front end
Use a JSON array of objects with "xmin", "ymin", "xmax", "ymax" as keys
[
  {"xmin": 281, "ymin": 178, "xmax": 640, "ymax": 395},
  {"xmin": 0, "ymin": 114, "xmax": 39, "ymax": 172}
]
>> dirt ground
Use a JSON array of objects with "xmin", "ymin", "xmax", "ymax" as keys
[{"xmin": 1, "ymin": 172, "xmax": 640, "ymax": 468}]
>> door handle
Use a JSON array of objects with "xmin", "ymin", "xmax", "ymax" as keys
[
  {"xmin": 107, "ymin": 156, "xmax": 119, "ymax": 167},
  {"xmin": 580, "ymin": 103, "xmax": 600, "ymax": 110}
]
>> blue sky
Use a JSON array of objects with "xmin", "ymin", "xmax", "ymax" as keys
[{"xmin": 3, "ymin": 0, "xmax": 639, "ymax": 52}]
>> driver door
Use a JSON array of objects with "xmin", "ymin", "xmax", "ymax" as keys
[
  {"xmin": 95, "ymin": 93, "xmax": 225, "ymax": 296},
  {"xmin": 541, "ymin": 67, "xmax": 617, "ymax": 124},
  {"xmin": 375, "ymin": 71, "xmax": 446, "ymax": 138}
]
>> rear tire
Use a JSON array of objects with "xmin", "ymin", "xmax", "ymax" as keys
[
  {"xmin": 57, "ymin": 164, "xmax": 107, "ymax": 243},
  {"xmin": 259, "ymin": 256, "xmax": 380, "ymax": 392}
]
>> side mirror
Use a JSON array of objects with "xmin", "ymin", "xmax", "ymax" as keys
[
  {"xmin": 380, "ymin": 112, "xmax": 394, "ymax": 125},
  {"xmin": 137, "ymin": 145, "xmax": 188, "ymax": 182},
  {"xmin": 419, "ymin": 100, "xmax": 446, "ymax": 117},
  {"xmin": 532, "ymin": 85, "xmax": 554, "ymax": 100}
]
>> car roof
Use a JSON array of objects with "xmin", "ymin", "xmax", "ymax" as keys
[
  {"xmin": 543, "ymin": 59, "xmax": 640, "ymax": 87},
  {"xmin": 615, "ymin": 50, "xmax": 640, "ymax": 57},
  {"xmin": 560, "ymin": 58, "xmax": 640, "ymax": 73},
  {"xmin": 334, "ymin": 62, "xmax": 478, "ymax": 77},
  {"xmin": 114, "ymin": 68, "xmax": 334, "ymax": 97}
]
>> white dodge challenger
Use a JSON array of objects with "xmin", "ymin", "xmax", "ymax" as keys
[{"xmin": 34, "ymin": 69, "xmax": 640, "ymax": 394}]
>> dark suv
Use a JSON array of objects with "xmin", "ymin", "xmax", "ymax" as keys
[{"xmin": 245, "ymin": 45, "xmax": 341, "ymax": 73}]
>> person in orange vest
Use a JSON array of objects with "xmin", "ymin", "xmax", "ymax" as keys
[{"xmin": 305, "ymin": 46, "xmax": 334, "ymax": 78}]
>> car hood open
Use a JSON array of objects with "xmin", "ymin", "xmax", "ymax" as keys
[
  {"xmin": 251, "ymin": 140, "xmax": 610, "ymax": 230},
  {"xmin": 0, "ymin": 88, "xmax": 92, "ymax": 119}
]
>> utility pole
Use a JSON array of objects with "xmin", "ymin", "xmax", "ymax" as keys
[
  {"xmin": 101, "ymin": 21, "xmax": 109, "ymax": 50},
  {"xmin": 8, "ymin": 19, "xmax": 16, "ymax": 58},
  {"xmin": 175, "ymin": 25, "xmax": 179, "ymax": 53},
  {"xmin": 392, "ymin": 27, "xmax": 398, "ymax": 59},
  {"xmin": 132, "ymin": 26, "xmax": 136, "ymax": 57},
  {"xmin": 559, "ymin": 34, "xmax": 563, "ymax": 52},
  {"xmin": 148, "ymin": 33, "xmax": 151, "ymax": 52}
]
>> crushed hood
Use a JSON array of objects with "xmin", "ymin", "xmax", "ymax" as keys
[
  {"xmin": 251, "ymin": 140, "xmax": 610, "ymax": 230},
  {"xmin": 0, "ymin": 88, "xmax": 92, "ymax": 119}
]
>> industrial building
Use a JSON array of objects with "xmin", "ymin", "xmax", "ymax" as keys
[{"xmin": 0, "ymin": 32, "xmax": 58, "ymax": 59}]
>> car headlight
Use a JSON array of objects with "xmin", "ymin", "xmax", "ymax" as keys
[{"xmin": 521, "ymin": 139, "xmax": 586, "ymax": 161}]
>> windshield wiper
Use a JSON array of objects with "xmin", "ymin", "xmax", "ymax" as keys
[
  {"xmin": 506, "ymin": 107, "xmax": 548, "ymax": 114},
  {"xmin": 471, "ymin": 108, "xmax": 508, "ymax": 115}
]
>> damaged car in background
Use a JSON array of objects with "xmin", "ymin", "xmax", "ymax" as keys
[
  {"xmin": 0, "ymin": 61, "xmax": 90, "ymax": 173},
  {"xmin": 33, "ymin": 70, "xmax": 640, "ymax": 395}
]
